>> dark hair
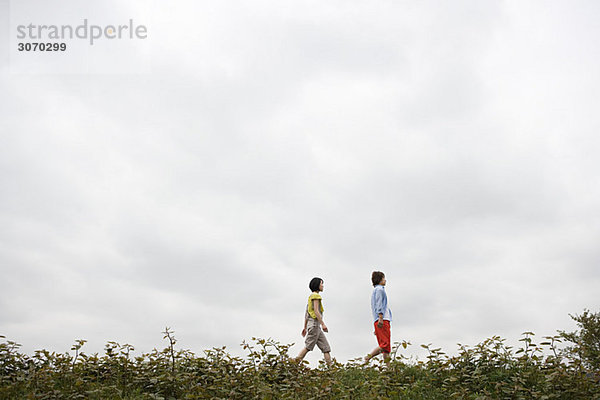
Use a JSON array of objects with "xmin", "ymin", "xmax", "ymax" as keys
[
  {"xmin": 309, "ymin": 277, "xmax": 322, "ymax": 292},
  {"xmin": 371, "ymin": 271, "xmax": 385, "ymax": 286}
]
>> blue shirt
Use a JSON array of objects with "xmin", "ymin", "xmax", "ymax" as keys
[{"xmin": 371, "ymin": 285, "xmax": 392, "ymax": 322}]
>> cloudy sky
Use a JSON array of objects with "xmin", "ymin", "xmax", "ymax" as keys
[{"xmin": 1, "ymin": 0, "xmax": 599, "ymax": 366}]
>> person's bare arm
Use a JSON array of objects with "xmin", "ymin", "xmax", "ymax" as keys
[
  {"xmin": 301, "ymin": 311, "xmax": 308, "ymax": 337},
  {"xmin": 313, "ymin": 299, "xmax": 328, "ymax": 332}
]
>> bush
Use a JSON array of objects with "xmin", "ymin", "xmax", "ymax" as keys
[
  {"xmin": 1, "ymin": 313, "xmax": 599, "ymax": 399},
  {"xmin": 559, "ymin": 309, "xmax": 600, "ymax": 372}
]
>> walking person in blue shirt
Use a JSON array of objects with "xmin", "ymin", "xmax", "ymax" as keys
[{"xmin": 364, "ymin": 271, "xmax": 392, "ymax": 365}]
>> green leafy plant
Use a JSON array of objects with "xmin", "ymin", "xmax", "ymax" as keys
[
  {"xmin": 559, "ymin": 309, "xmax": 600, "ymax": 372},
  {"xmin": 1, "ymin": 311, "xmax": 599, "ymax": 399}
]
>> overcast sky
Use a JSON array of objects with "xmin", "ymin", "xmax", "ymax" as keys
[{"xmin": 1, "ymin": 0, "xmax": 599, "ymax": 366}]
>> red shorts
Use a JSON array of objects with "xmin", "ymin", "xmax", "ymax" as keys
[{"xmin": 374, "ymin": 320, "xmax": 391, "ymax": 353}]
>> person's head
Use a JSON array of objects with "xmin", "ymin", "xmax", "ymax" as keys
[
  {"xmin": 372, "ymin": 271, "xmax": 386, "ymax": 286},
  {"xmin": 309, "ymin": 277, "xmax": 323, "ymax": 292}
]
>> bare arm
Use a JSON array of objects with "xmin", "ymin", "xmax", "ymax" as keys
[
  {"xmin": 301, "ymin": 310, "xmax": 308, "ymax": 336},
  {"xmin": 313, "ymin": 299, "xmax": 328, "ymax": 332}
]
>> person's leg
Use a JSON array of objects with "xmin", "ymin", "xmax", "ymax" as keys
[
  {"xmin": 367, "ymin": 321, "xmax": 391, "ymax": 363},
  {"xmin": 364, "ymin": 346, "xmax": 382, "ymax": 362},
  {"xmin": 380, "ymin": 321, "xmax": 391, "ymax": 365},
  {"xmin": 382, "ymin": 351, "xmax": 391, "ymax": 366},
  {"xmin": 295, "ymin": 347, "xmax": 309, "ymax": 361},
  {"xmin": 316, "ymin": 328, "xmax": 332, "ymax": 364},
  {"xmin": 297, "ymin": 323, "xmax": 317, "ymax": 361}
]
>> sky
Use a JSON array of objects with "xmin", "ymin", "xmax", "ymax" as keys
[{"xmin": 1, "ymin": 0, "xmax": 599, "ymax": 366}]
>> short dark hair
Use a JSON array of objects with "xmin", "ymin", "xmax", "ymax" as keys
[
  {"xmin": 309, "ymin": 277, "xmax": 322, "ymax": 292},
  {"xmin": 372, "ymin": 271, "xmax": 385, "ymax": 286}
]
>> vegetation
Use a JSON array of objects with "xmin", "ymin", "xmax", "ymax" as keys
[{"xmin": 1, "ymin": 310, "xmax": 599, "ymax": 399}]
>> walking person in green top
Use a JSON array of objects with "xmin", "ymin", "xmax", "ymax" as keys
[{"xmin": 295, "ymin": 277, "xmax": 332, "ymax": 364}]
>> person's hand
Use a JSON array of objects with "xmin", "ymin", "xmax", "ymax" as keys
[
  {"xmin": 377, "ymin": 319, "xmax": 383, "ymax": 328},
  {"xmin": 301, "ymin": 328, "xmax": 307, "ymax": 337},
  {"xmin": 321, "ymin": 323, "xmax": 328, "ymax": 332}
]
